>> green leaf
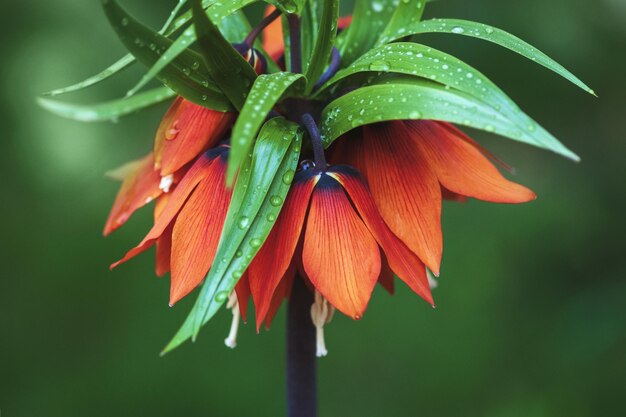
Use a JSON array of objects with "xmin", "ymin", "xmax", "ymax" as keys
[
  {"xmin": 376, "ymin": 0, "xmax": 427, "ymax": 47},
  {"xmin": 102, "ymin": 0, "xmax": 232, "ymax": 111},
  {"xmin": 320, "ymin": 77, "xmax": 578, "ymax": 161},
  {"xmin": 318, "ymin": 42, "xmax": 563, "ymax": 155},
  {"xmin": 44, "ymin": 0, "xmax": 192, "ymax": 97},
  {"xmin": 336, "ymin": 0, "xmax": 396, "ymax": 67},
  {"xmin": 161, "ymin": 118, "xmax": 302, "ymax": 352},
  {"xmin": 227, "ymin": 72, "xmax": 305, "ymax": 183},
  {"xmin": 126, "ymin": 2, "xmax": 257, "ymax": 97},
  {"xmin": 301, "ymin": 0, "xmax": 321, "ymax": 71},
  {"xmin": 191, "ymin": 0, "xmax": 257, "ymax": 111},
  {"xmin": 43, "ymin": 54, "xmax": 136, "ymax": 97},
  {"xmin": 379, "ymin": 18, "xmax": 595, "ymax": 95},
  {"xmin": 268, "ymin": 0, "xmax": 307, "ymax": 15},
  {"xmin": 37, "ymin": 87, "xmax": 175, "ymax": 122},
  {"xmin": 304, "ymin": 0, "xmax": 339, "ymax": 93}
]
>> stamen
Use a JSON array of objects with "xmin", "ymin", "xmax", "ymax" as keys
[
  {"xmin": 224, "ymin": 291, "xmax": 241, "ymax": 349},
  {"xmin": 310, "ymin": 290, "xmax": 334, "ymax": 357},
  {"xmin": 159, "ymin": 174, "xmax": 174, "ymax": 193},
  {"xmin": 301, "ymin": 113, "xmax": 327, "ymax": 170}
]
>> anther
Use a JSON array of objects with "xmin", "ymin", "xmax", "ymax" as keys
[
  {"xmin": 159, "ymin": 174, "xmax": 174, "ymax": 193},
  {"xmin": 224, "ymin": 291, "xmax": 241, "ymax": 349},
  {"xmin": 310, "ymin": 290, "xmax": 334, "ymax": 357}
]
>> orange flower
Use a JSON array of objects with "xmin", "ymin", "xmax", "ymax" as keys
[
  {"xmin": 111, "ymin": 145, "xmax": 235, "ymax": 305},
  {"xmin": 153, "ymin": 97, "xmax": 235, "ymax": 177},
  {"xmin": 245, "ymin": 165, "xmax": 434, "ymax": 331},
  {"xmin": 103, "ymin": 153, "xmax": 163, "ymax": 236},
  {"xmin": 331, "ymin": 120, "xmax": 536, "ymax": 275}
]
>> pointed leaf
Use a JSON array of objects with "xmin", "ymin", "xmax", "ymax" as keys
[
  {"xmin": 320, "ymin": 77, "xmax": 578, "ymax": 160},
  {"xmin": 379, "ymin": 18, "xmax": 594, "ymax": 95},
  {"xmin": 376, "ymin": 0, "xmax": 427, "ymax": 47},
  {"xmin": 336, "ymin": 0, "xmax": 396, "ymax": 67},
  {"xmin": 161, "ymin": 118, "xmax": 302, "ymax": 351},
  {"xmin": 37, "ymin": 87, "xmax": 175, "ymax": 122},
  {"xmin": 126, "ymin": 3, "xmax": 257, "ymax": 97},
  {"xmin": 44, "ymin": 0, "xmax": 203, "ymax": 97},
  {"xmin": 191, "ymin": 0, "xmax": 257, "ymax": 111},
  {"xmin": 318, "ymin": 42, "xmax": 562, "ymax": 156},
  {"xmin": 303, "ymin": 0, "xmax": 338, "ymax": 93},
  {"xmin": 102, "ymin": 0, "xmax": 231, "ymax": 110},
  {"xmin": 227, "ymin": 72, "xmax": 305, "ymax": 183}
]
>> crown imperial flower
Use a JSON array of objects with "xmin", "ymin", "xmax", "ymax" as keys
[{"xmin": 41, "ymin": 1, "xmax": 592, "ymax": 413}]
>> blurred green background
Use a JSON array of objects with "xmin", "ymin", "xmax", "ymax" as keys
[{"xmin": 1, "ymin": 0, "xmax": 625, "ymax": 416}]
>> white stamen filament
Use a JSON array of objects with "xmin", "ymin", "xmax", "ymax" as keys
[
  {"xmin": 224, "ymin": 291, "xmax": 240, "ymax": 349},
  {"xmin": 159, "ymin": 174, "xmax": 174, "ymax": 193},
  {"xmin": 310, "ymin": 291, "xmax": 334, "ymax": 357}
]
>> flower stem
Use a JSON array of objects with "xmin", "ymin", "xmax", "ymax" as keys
[
  {"xmin": 286, "ymin": 275, "xmax": 317, "ymax": 417},
  {"xmin": 288, "ymin": 14, "xmax": 302, "ymax": 74},
  {"xmin": 301, "ymin": 113, "xmax": 327, "ymax": 170},
  {"xmin": 244, "ymin": 8, "xmax": 282, "ymax": 48}
]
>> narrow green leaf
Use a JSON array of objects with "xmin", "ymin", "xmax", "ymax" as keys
[
  {"xmin": 191, "ymin": 0, "xmax": 257, "ymax": 111},
  {"xmin": 44, "ymin": 0, "xmax": 192, "ymax": 97},
  {"xmin": 43, "ymin": 54, "xmax": 136, "ymax": 97},
  {"xmin": 320, "ymin": 77, "xmax": 578, "ymax": 160},
  {"xmin": 269, "ymin": 0, "xmax": 307, "ymax": 15},
  {"xmin": 304, "ymin": 0, "xmax": 339, "ymax": 93},
  {"xmin": 318, "ymin": 42, "xmax": 563, "ymax": 155},
  {"xmin": 227, "ymin": 72, "xmax": 305, "ymax": 183},
  {"xmin": 301, "ymin": 0, "xmax": 321, "ymax": 71},
  {"xmin": 102, "ymin": 0, "xmax": 232, "ymax": 110},
  {"xmin": 37, "ymin": 87, "xmax": 175, "ymax": 122},
  {"xmin": 376, "ymin": 0, "xmax": 427, "ymax": 47},
  {"xmin": 179, "ymin": 118, "xmax": 302, "ymax": 343},
  {"xmin": 379, "ymin": 18, "xmax": 595, "ymax": 95},
  {"xmin": 336, "ymin": 0, "xmax": 396, "ymax": 67},
  {"xmin": 126, "ymin": 3, "xmax": 257, "ymax": 97}
]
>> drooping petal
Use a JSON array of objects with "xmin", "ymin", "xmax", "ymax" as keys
[
  {"xmin": 378, "ymin": 254, "xmax": 395, "ymax": 295},
  {"xmin": 154, "ymin": 194, "xmax": 172, "ymax": 277},
  {"xmin": 103, "ymin": 153, "xmax": 162, "ymax": 236},
  {"xmin": 154, "ymin": 98, "xmax": 234, "ymax": 176},
  {"xmin": 264, "ymin": 267, "xmax": 296, "ymax": 330},
  {"xmin": 110, "ymin": 150, "xmax": 222, "ymax": 270},
  {"xmin": 302, "ymin": 174, "xmax": 381, "ymax": 319},
  {"xmin": 248, "ymin": 171, "xmax": 318, "ymax": 327},
  {"xmin": 169, "ymin": 157, "xmax": 232, "ymax": 305},
  {"xmin": 346, "ymin": 122, "xmax": 443, "ymax": 274},
  {"xmin": 405, "ymin": 121, "xmax": 536, "ymax": 203},
  {"xmin": 262, "ymin": 6, "xmax": 284, "ymax": 61},
  {"xmin": 235, "ymin": 273, "xmax": 251, "ymax": 323},
  {"xmin": 331, "ymin": 167, "xmax": 434, "ymax": 306}
]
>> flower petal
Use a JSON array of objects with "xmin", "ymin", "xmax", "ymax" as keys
[
  {"xmin": 235, "ymin": 273, "xmax": 251, "ymax": 323},
  {"xmin": 302, "ymin": 174, "xmax": 381, "ymax": 319},
  {"xmin": 103, "ymin": 153, "xmax": 162, "ymax": 236},
  {"xmin": 154, "ymin": 194, "xmax": 172, "ymax": 277},
  {"xmin": 248, "ymin": 171, "xmax": 318, "ymax": 327},
  {"xmin": 264, "ymin": 269, "xmax": 295, "ymax": 330},
  {"xmin": 348, "ymin": 122, "xmax": 443, "ymax": 274},
  {"xmin": 169, "ymin": 157, "xmax": 232, "ymax": 305},
  {"xmin": 110, "ymin": 151, "xmax": 220, "ymax": 270},
  {"xmin": 262, "ymin": 6, "xmax": 284, "ymax": 61},
  {"xmin": 154, "ymin": 98, "xmax": 234, "ymax": 176},
  {"xmin": 378, "ymin": 254, "xmax": 395, "ymax": 295},
  {"xmin": 331, "ymin": 167, "xmax": 433, "ymax": 305},
  {"xmin": 405, "ymin": 121, "xmax": 536, "ymax": 203}
]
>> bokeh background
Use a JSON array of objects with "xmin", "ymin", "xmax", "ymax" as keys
[{"xmin": 1, "ymin": 0, "xmax": 625, "ymax": 416}]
